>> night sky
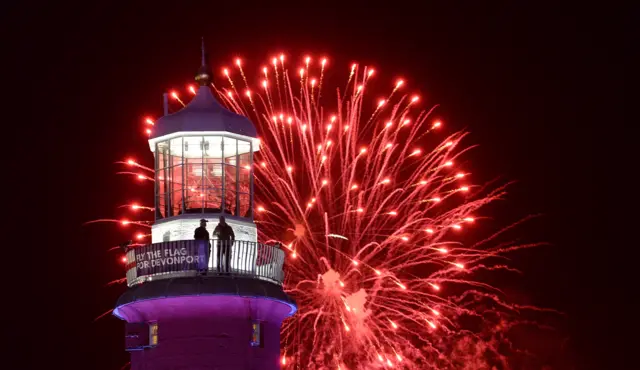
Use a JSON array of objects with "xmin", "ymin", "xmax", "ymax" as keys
[{"xmin": 17, "ymin": 2, "xmax": 626, "ymax": 369}]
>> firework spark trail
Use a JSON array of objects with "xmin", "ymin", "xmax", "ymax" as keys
[
  {"xmin": 117, "ymin": 204, "xmax": 155, "ymax": 212},
  {"xmin": 116, "ymin": 160, "xmax": 154, "ymax": 172},
  {"xmin": 84, "ymin": 219, "xmax": 152, "ymax": 228},
  {"xmin": 94, "ymin": 309, "xmax": 114, "ymax": 322},
  {"xmin": 106, "ymin": 277, "xmax": 128, "ymax": 286},
  {"xmin": 116, "ymin": 171, "xmax": 155, "ymax": 181},
  {"xmin": 107, "ymin": 243, "xmax": 144, "ymax": 252},
  {"xmin": 169, "ymin": 91, "xmax": 186, "ymax": 107},
  {"xmin": 99, "ymin": 54, "xmax": 546, "ymax": 369}
]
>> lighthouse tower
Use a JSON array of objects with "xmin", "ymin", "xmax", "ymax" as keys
[{"xmin": 113, "ymin": 44, "xmax": 296, "ymax": 370}]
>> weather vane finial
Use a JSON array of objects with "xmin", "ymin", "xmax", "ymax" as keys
[
  {"xmin": 195, "ymin": 37, "xmax": 211, "ymax": 86},
  {"xmin": 201, "ymin": 36, "xmax": 205, "ymax": 66}
]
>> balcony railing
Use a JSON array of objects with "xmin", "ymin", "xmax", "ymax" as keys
[{"xmin": 124, "ymin": 240, "xmax": 285, "ymax": 287}]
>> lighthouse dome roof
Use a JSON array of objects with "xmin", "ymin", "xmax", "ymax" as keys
[{"xmin": 150, "ymin": 86, "xmax": 257, "ymax": 139}]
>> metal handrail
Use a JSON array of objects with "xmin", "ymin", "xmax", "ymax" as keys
[{"xmin": 125, "ymin": 240, "xmax": 285, "ymax": 287}]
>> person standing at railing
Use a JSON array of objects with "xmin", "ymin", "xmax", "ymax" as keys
[
  {"xmin": 194, "ymin": 219, "xmax": 211, "ymax": 275},
  {"xmin": 213, "ymin": 215, "xmax": 235, "ymax": 274}
]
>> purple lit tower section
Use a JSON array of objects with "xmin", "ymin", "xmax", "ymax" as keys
[{"xmin": 113, "ymin": 45, "xmax": 296, "ymax": 370}]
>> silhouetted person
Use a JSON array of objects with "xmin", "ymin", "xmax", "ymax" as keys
[
  {"xmin": 194, "ymin": 219, "xmax": 211, "ymax": 274},
  {"xmin": 213, "ymin": 216, "xmax": 235, "ymax": 273}
]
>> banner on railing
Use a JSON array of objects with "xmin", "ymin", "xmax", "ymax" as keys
[
  {"xmin": 134, "ymin": 240, "xmax": 203, "ymax": 277},
  {"xmin": 127, "ymin": 240, "xmax": 285, "ymax": 286}
]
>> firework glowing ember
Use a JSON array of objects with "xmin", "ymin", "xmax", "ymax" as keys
[{"xmin": 97, "ymin": 53, "xmax": 548, "ymax": 369}]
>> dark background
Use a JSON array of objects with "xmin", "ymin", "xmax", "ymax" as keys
[{"xmin": 9, "ymin": 2, "xmax": 627, "ymax": 369}]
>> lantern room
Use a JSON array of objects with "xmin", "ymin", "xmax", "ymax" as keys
[
  {"xmin": 152, "ymin": 134, "xmax": 255, "ymax": 220},
  {"xmin": 147, "ymin": 81, "xmax": 260, "ymax": 222}
]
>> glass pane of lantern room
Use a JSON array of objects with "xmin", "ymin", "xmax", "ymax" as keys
[
  {"xmin": 238, "ymin": 193, "xmax": 250, "ymax": 218},
  {"xmin": 203, "ymin": 136, "xmax": 222, "ymax": 180},
  {"xmin": 238, "ymin": 140, "xmax": 251, "ymax": 168},
  {"xmin": 203, "ymin": 136, "xmax": 223, "ymax": 162},
  {"xmin": 184, "ymin": 136, "xmax": 204, "ymax": 212},
  {"xmin": 203, "ymin": 160, "xmax": 222, "ymax": 212},
  {"xmin": 170, "ymin": 169, "xmax": 183, "ymax": 216},
  {"xmin": 163, "ymin": 170, "xmax": 179, "ymax": 218},
  {"xmin": 157, "ymin": 167, "xmax": 166, "ymax": 195},
  {"xmin": 203, "ymin": 136, "xmax": 223, "ymax": 212},
  {"xmin": 172, "ymin": 190, "xmax": 184, "ymax": 216},
  {"xmin": 156, "ymin": 141, "xmax": 171, "ymax": 218},
  {"xmin": 223, "ymin": 137, "xmax": 238, "ymax": 164},
  {"xmin": 169, "ymin": 138, "xmax": 184, "ymax": 214},
  {"xmin": 157, "ymin": 141, "xmax": 169, "ymax": 169},
  {"xmin": 223, "ymin": 137, "xmax": 237, "ymax": 215},
  {"xmin": 203, "ymin": 183, "xmax": 222, "ymax": 212},
  {"xmin": 238, "ymin": 140, "xmax": 252, "ymax": 218},
  {"xmin": 157, "ymin": 196, "xmax": 166, "ymax": 219},
  {"xmin": 170, "ymin": 164, "xmax": 184, "ymax": 202},
  {"xmin": 170, "ymin": 137, "xmax": 183, "ymax": 166}
]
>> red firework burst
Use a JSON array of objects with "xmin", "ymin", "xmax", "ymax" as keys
[{"xmin": 97, "ymin": 53, "xmax": 550, "ymax": 369}]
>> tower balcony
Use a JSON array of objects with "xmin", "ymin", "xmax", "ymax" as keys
[
  {"xmin": 124, "ymin": 240, "xmax": 285, "ymax": 287},
  {"xmin": 115, "ymin": 238, "xmax": 296, "ymax": 362}
]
